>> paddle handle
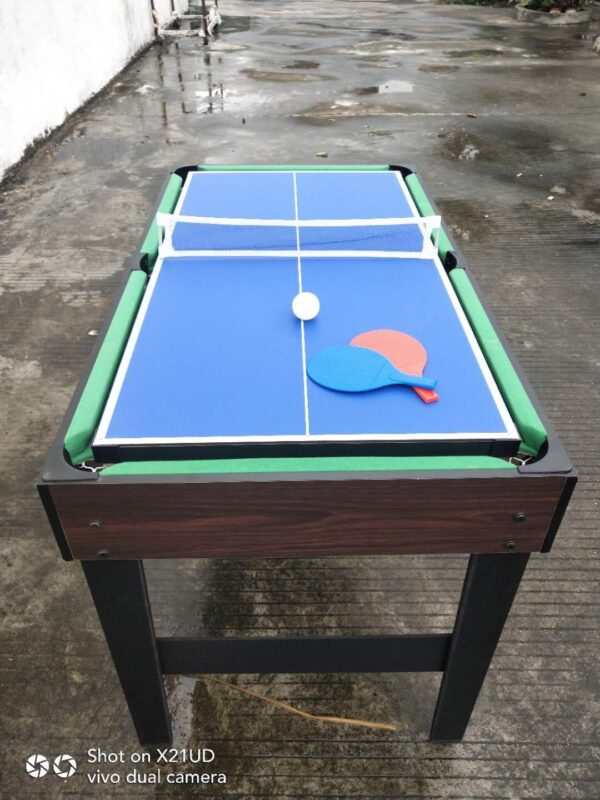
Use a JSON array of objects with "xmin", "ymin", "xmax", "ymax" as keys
[
  {"xmin": 389, "ymin": 369, "xmax": 437, "ymax": 390},
  {"xmin": 414, "ymin": 386, "xmax": 439, "ymax": 404}
]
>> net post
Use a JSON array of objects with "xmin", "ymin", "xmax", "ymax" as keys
[
  {"xmin": 156, "ymin": 212, "xmax": 175, "ymax": 255},
  {"xmin": 419, "ymin": 215, "xmax": 441, "ymax": 259}
]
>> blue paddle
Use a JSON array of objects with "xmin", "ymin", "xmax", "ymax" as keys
[{"xmin": 307, "ymin": 345, "xmax": 437, "ymax": 393}]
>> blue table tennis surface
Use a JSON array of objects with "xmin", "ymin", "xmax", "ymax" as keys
[{"xmin": 94, "ymin": 170, "xmax": 518, "ymax": 452}]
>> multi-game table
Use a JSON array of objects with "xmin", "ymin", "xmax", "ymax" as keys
[{"xmin": 39, "ymin": 165, "xmax": 575, "ymax": 744}]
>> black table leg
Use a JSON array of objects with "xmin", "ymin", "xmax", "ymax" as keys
[
  {"xmin": 429, "ymin": 552, "xmax": 530, "ymax": 742},
  {"xmin": 82, "ymin": 560, "xmax": 172, "ymax": 746}
]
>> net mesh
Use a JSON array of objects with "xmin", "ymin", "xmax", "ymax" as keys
[
  {"xmin": 173, "ymin": 222, "xmax": 298, "ymax": 252},
  {"xmin": 299, "ymin": 224, "xmax": 423, "ymax": 252},
  {"xmin": 156, "ymin": 213, "xmax": 441, "ymax": 258}
]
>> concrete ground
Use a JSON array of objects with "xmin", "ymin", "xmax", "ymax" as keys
[{"xmin": 1, "ymin": 1, "xmax": 599, "ymax": 797}]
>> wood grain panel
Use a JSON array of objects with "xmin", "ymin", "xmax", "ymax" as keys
[{"xmin": 49, "ymin": 474, "xmax": 566, "ymax": 559}]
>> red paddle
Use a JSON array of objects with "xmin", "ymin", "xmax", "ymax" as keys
[{"xmin": 350, "ymin": 330, "xmax": 439, "ymax": 404}]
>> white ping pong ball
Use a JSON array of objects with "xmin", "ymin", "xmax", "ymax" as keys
[{"xmin": 292, "ymin": 292, "xmax": 320, "ymax": 321}]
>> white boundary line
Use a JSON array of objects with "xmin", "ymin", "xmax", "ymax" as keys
[
  {"xmin": 292, "ymin": 173, "xmax": 310, "ymax": 436},
  {"xmin": 94, "ymin": 431, "xmax": 517, "ymax": 446},
  {"xmin": 153, "ymin": 249, "xmax": 436, "ymax": 259},
  {"xmin": 94, "ymin": 169, "xmax": 519, "ymax": 449}
]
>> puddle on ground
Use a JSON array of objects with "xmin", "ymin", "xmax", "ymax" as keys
[
  {"xmin": 197, "ymin": 42, "xmax": 249, "ymax": 53},
  {"xmin": 355, "ymin": 80, "xmax": 414, "ymax": 95},
  {"xmin": 179, "ymin": 82, "xmax": 280, "ymax": 115},
  {"xmin": 294, "ymin": 99, "xmax": 433, "ymax": 124},
  {"xmin": 458, "ymin": 143, "xmax": 480, "ymax": 161},
  {"xmin": 574, "ymin": 186, "xmax": 600, "ymax": 215},
  {"xmin": 283, "ymin": 60, "xmax": 321, "ymax": 69},
  {"xmin": 570, "ymin": 208, "xmax": 600, "ymax": 225},
  {"xmin": 366, "ymin": 30, "xmax": 417, "ymax": 41},
  {"xmin": 306, "ymin": 40, "xmax": 429, "ymax": 57},
  {"xmin": 440, "ymin": 131, "xmax": 490, "ymax": 162},
  {"xmin": 240, "ymin": 68, "xmax": 329, "ymax": 82},
  {"xmin": 436, "ymin": 198, "xmax": 500, "ymax": 241},
  {"xmin": 418, "ymin": 64, "xmax": 460, "ymax": 73},
  {"xmin": 438, "ymin": 119, "xmax": 568, "ymax": 168},
  {"xmin": 219, "ymin": 15, "xmax": 253, "ymax": 34},
  {"xmin": 265, "ymin": 21, "xmax": 342, "ymax": 37},
  {"xmin": 445, "ymin": 46, "xmax": 525, "ymax": 59}
]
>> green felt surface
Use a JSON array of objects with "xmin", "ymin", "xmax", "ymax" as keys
[
  {"xmin": 140, "ymin": 172, "xmax": 183, "ymax": 269},
  {"xmin": 63, "ymin": 271, "xmax": 147, "ymax": 464},
  {"xmin": 198, "ymin": 164, "xmax": 389, "ymax": 172},
  {"xmin": 404, "ymin": 173, "xmax": 453, "ymax": 263},
  {"xmin": 103, "ymin": 455, "xmax": 514, "ymax": 476},
  {"xmin": 450, "ymin": 268, "xmax": 547, "ymax": 456}
]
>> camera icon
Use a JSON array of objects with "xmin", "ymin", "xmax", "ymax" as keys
[
  {"xmin": 25, "ymin": 754, "xmax": 77, "ymax": 779},
  {"xmin": 25, "ymin": 754, "xmax": 49, "ymax": 779},
  {"xmin": 53, "ymin": 754, "xmax": 77, "ymax": 779}
]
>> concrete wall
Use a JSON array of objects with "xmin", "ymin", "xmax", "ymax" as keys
[{"xmin": 0, "ymin": 0, "xmax": 157, "ymax": 181}]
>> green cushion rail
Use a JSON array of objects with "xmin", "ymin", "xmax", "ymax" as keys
[
  {"xmin": 102, "ymin": 455, "xmax": 515, "ymax": 476},
  {"xmin": 64, "ymin": 271, "xmax": 147, "ymax": 464},
  {"xmin": 449, "ymin": 269, "xmax": 547, "ymax": 456}
]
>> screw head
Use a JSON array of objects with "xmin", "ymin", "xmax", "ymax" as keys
[
  {"xmin": 96, "ymin": 548, "xmax": 110, "ymax": 559},
  {"xmin": 503, "ymin": 540, "xmax": 517, "ymax": 551},
  {"xmin": 88, "ymin": 520, "xmax": 102, "ymax": 529},
  {"xmin": 512, "ymin": 512, "xmax": 527, "ymax": 523}
]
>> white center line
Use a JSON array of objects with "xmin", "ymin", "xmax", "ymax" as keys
[{"xmin": 292, "ymin": 172, "xmax": 310, "ymax": 437}]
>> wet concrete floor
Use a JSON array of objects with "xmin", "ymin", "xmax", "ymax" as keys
[{"xmin": 1, "ymin": 1, "xmax": 600, "ymax": 797}]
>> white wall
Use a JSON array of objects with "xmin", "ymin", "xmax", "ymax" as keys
[{"xmin": 0, "ymin": 0, "xmax": 155, "ymax": 181}]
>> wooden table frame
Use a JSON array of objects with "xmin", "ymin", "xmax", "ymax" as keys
[
  {"xmin": 38, "ymin": 443, "xmax": 575, "ymax": 745},
  {"xmin": 38, "ymin": 164, "xmax": 576, "ymax": 744}
]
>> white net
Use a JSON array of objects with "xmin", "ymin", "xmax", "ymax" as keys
[{"xmin": 156, "ymin": 212, "xmax": 442, "ymax": 259}]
